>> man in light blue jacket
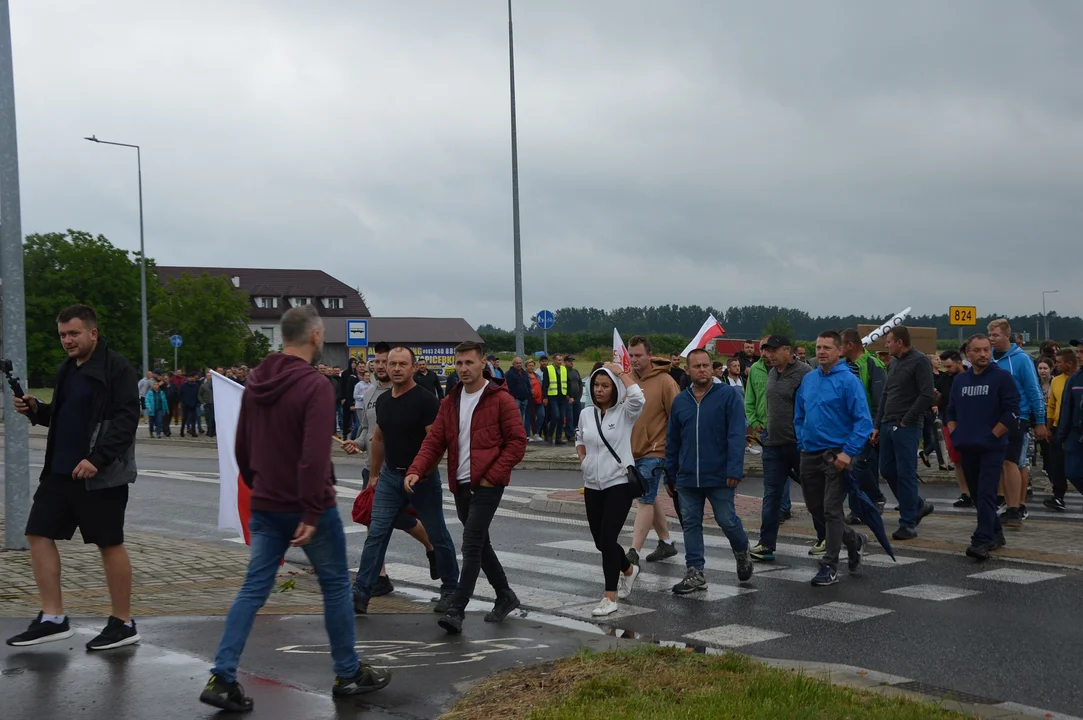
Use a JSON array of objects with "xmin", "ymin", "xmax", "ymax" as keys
[
  {"xmin": 795, "ymin": 331, "xmax": 874, "ymax": 587},
  {"xmin": 665, "ymin": 349, "xmax": 754, "ymax": 595}
]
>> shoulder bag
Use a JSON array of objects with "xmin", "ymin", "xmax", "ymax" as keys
[{"xmin": 594, "ymin": 407, "xmax": 650, "ymax": 496}]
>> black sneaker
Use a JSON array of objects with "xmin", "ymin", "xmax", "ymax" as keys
[
  {"xmin": 5, "ymin": 612, "xmax": 75, "ymax": 647},
  {"xmin": 484, "ymin": 590, "xmax": 521, "ymax": 623},
  {"xmin": 426, "ymin": 550, "xmax": 439, "ymax": 580},
  {"xmin": 372, "ymin": 575, "xmax": 394, "ymax": 597},
  {"xmin": 672, "ymin": 567, "xmax": 707, "ymax": 595},
  {"xmin": 433, "ymin": 591, "xmax": 455, "ymax": 614},
  {"xmin": 875, "ymin": 500, "xmax": 886, "ymax": 514},
  {"xmin": 1002, "ymin": 507, "xmax": 1022, "ymax": 529},
  {"xmin": 333, "ymin": 664, "xmax": 391, "ymax": 697},
  {"xmin": 86, "ymin": 616, "xmax": 140, "ymax": 651},
  {"xmin": 965, "ymin": 543, "xmax": 991, "ymax": 562},
  {"xmin": 734, "ymin": 548, "xmax": 754, "ymax": 582},
  {"xmin": 953, "ymin": 493, "xmax": 973, "ymax": 508},
  {"xmin": 353, "ymin": 592, "xmax": 368, "ymax": 615},
  {"xmin": 996, "ymin": 495, "xmax": 1006, "ymax": 509},
  {"xmin": 1020, "ymin": 504, "xmax": 1029, "ymax": 520},
  {"xmin": 845, "ymin": 512, "xmax": 865, "ymax": 526},
  {"xmin": 811, "ymin": 565, "xmax": 839, "ymax": 586},
  {"xmin": 916, "ymin": 501, "xmax": 935, "ymax": 525},
  {"xmin": 919, "ymin": 450, "xmax": 931, "ymax": 468},
  {"xmin": 847, "ymin": 533, "xmax": 868, "ymax": 574},
  {"xmin": 626, "ymin": 548, "xmax": 640, "ymax": 567},
  {"xmin": 781, "ymin": 510, "xmax": 793, "ymax": 521},
  {"xmin": 1043, "ymin": 496, "xmax": 1066, "ymax": 511},
  {"xmin": 645, "ymin": 540, "xmax": 678, "ymax": 562},
  {"xmin": 892, "ymin": 526, "xmax": 917, "ymax": 541},
  {"xmin": 995, "ymin": 530, "xmax": 1007, "ymax": 549},
  {"xmin": 200, "ymin": 674, "xmax": 254, "ymax": 712},
  {"xmin": 1026, "ymin": 486, "xmax": 1034, "ymax": 500},
  {"xmin": 438, "ymin": 612, "xmax": 464, "ymax": 635}
]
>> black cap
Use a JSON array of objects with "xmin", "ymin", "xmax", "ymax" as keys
[
  {"xmin": 1070, "ymin": 339, "xmax": 1080, "ymax": 347},
  {"xmin": 565, "ymin": 355, "xmax": 575, "ymax": 361},
  {"xmin": 486, "ymin": 354, "xmax": 498, "ymax": 360},
  {"xmin": 761, "ymin": 334, "xmax": 791, "ymax": 349}
]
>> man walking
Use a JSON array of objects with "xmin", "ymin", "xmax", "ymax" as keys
[
  {"xmin": 750, "ymin": 335, "xmax": 812, "ymax": 563},
  {"xmin": 744, "ymin": 337, "xmax": 770, "ymax": 456},
  {"xmin": 406, "ymin": 342, "xmax": 527, "ymax": 634},
  {"xmin": 945, "ymin": 334, "xmax": 1019, "ymax": 562},
  {"xmin": 199, "ymin": 369, "xmax": 216, "ymax": 438},
  {"xmin": 352, "ymin": 347, "xmax": 460, "ymax": 614},
  {"xmin": 626, "ymin": 336, "xmax": 679, "ymax": 565},
  {"xmin": 6, "ymin": 305, "xmax": 141, "ymax": 651},
  {"xmin": 840, "ymin": 329, "xmax": 888, "ymax": 522},
  {"xmin": 199, "ymin": 306, "xmax": 389, "ymax": 711},
  {"xmin": 565, "ymin": 355, "xmax": 584, "ymax": 440},
  {"xmin": 543, "ymin": 353, "xmax": 571, "ymax": 444},
  {"xmin": 794, "ymin": 331, "xmax": 873, "ymax": 586},
  {"xmin": 873, "ymin": 326, "xmax": 936, "ymax": 540},
  {"xmin": 414, "ymin": 357, "xmax": 446, "ymax": 400},
  {"xmin": 504, "ymin": 356, "xmax": 533, "ymax": 437},
  {"xmin": 665, "ymin": 349, "xmax": 754, "ymax": 593},
  {"xmin": 179, "ymin": 371, "xmax": 201, "ymax": 436}
]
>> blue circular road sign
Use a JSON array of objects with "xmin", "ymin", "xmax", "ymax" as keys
[
  {"xmin": 170, "ymin": 334, "xmax": 183, "ymax": 348},
  {"xmin": 536, "ymin": 310, "xmax": 555, "ymax": 330}
]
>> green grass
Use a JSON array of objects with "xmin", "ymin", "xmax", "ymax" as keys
[
  {"xmin": 442, "ymin": 647, "xmax": 973, "ymax": 720},
  {"xmin": 28, "ymin": 388, "xmax": 54, "ymax": 403}
]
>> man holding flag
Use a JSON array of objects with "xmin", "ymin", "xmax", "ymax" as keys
[{"xmin": 199, "ymin": 306, "xmax": 390, "ymax": 712}]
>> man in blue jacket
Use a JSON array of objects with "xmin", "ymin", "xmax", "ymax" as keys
[
  {"xmin": 503, "ymin": 357, "xmax": 533, "ymax": 437},
  {"xmin": 664, "ymin": 349, "xmax": 753, "ymax": 594},
  {"xmin": 988, "ymin": 319, "xmax": 1046, "ymax": 527},
  {"xmin": 794, "ymin": 331, "xmax": 873, "ymax": 586},
  {"xmin": 945, "ymin": 334, "xmax": 1019, "ymax": 561}
]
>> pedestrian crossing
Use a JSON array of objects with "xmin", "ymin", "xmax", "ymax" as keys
[{"xmin": 931, "ymin": 487, "xmax": 1083, "ymax": 522}]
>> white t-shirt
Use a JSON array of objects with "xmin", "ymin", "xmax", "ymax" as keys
[{"xmin": 456, "ymin": 386, "xmax": 485, "ymax": 482}]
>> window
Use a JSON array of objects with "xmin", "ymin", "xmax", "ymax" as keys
[
  {"xmin": 290, "ymin": 297, "xmax": 311, "ymax": 307},
  {"xmin": 255, "ymin": 296, "xmax": 278, "ymax": 309},
  {"xmin": 323, "ymin": 297, "xmax": 344, "ymax": 310},
  {"xmin": 259, "ymin": 326, "xmax": 276, "ymax": 344}
]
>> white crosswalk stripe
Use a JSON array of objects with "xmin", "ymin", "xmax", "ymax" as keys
[{"xmin": 791, "ymin": 601, "xmax": 893, "ymax": 623}]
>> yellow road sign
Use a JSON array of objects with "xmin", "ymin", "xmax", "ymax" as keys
[{"xmin": 949, "ymin": 306, "xmax": 977, "ymax": 326}]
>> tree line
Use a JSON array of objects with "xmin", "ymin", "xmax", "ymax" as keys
[
  {"xmin": 478, "ymin": 304, "xmax": 1083, "ymax": 346},
  {"xmin": 15, "ymin": 231, "xmax": 271, "ymax": 386}
]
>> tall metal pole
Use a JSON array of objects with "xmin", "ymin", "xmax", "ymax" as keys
[
  {"xmin": 508, "ymin": 0, "xmax": 525, "ymax": 358},
  {"xmin": 0, "ymin": 0, "xmax": 30, "ymax": 549},
  {"xmin": 1041, "ymin": 290, "xmax": 1058, "ymax": 343}
]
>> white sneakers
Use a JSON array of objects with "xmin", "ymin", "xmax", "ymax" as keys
[
  {"xmin": 591, "ymin": 597, "xmax": 619, "ymax": 616},
  {"xmin": 617, "ymin": 564, "xmax": 640, "ymax": 599}
]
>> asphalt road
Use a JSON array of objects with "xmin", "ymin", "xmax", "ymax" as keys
[{"xmin": 2, "ymin": 443, "xmax": 1082, "ymax": 716}]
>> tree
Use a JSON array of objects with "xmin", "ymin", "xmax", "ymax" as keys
[
  {"xmin": 151, "ymin": 272, "xmax": 253, "ymax": 371},
  {"xmin": 22, "ymin": 230, "xmax": 164, "ymax": 383},
  {"xmin": 762, "ymin": 315, "xmax": 794, "ymax": 339},
  {"xmin": 242, "ymin": 331, "xmax": 273, "ymax": 366}
]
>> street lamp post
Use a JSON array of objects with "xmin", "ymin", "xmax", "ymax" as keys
[
  {"xmin": 1041, "ymin": 290, "xmax": 1058, "ymax": 343},
  {"xmin": 85, "ymin": 135, "xmax": 148, "ymax": 375},
  {"xmin": 507, "ymin": 0, "xmax": 525, "ymax": 358}
]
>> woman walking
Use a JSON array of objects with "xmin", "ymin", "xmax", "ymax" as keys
[{"xmin": 576, "ymin": 363, "xmax": 645, "ymax": 616}]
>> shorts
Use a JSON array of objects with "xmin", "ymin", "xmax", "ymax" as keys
[
  {"xmin": 634, "ymin": 457, "xmax": 665, "ymax": 504},
  {"xmin": 25, "ymin": 475, "xmax": 129, "ymax": 548},
  {"xmin": 1018, "ymin": 432, "xmax": 1030, "ymax": 469},
  {"xmin": 943, "ymin": 427, "xmax": 961, "ymax": 465},
  {"xmin": 1005, "ymin": 419, "xmax": 1029, "ymax": 467}
]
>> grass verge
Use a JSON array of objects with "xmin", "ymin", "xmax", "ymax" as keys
[
  {"xmin": 442, "ymin": 646, "xmax": 973, "ymax": 720},
  {"xmin": 28, "ymin": 388, "xmax": 54, "ymax": 404}
]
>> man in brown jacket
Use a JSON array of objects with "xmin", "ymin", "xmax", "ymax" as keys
[{"xmin": 626, "ymin": 336, "xmax": 681, "ymax": 565}]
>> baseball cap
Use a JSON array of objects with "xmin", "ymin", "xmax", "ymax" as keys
[
  {"xmin": 486, "ymin": 354, "xmax": 498, "ymax": 360},
  {"xmin": 565, "ymin": 355, "xmax": 576, "ymax": 361},
  {"xmin": 761, "ymin": 334, "xmax": 791, "ymax": 349},
  {"xmin": 1070, "ymin": 339, "xmax": 1080, "ymax": 347}
]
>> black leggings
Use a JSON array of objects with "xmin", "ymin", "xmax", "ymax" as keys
[{"xmin": 584, "ymin": 483, "xmax": 635, "ymax": 592}]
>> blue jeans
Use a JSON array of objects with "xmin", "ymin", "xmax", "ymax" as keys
[
  {"xmin": 960, "ymin": 447, "xmax": 1005, "ymax": 546},
  {"xmin": 147, "ymin": 412, "xmax": 164, "ymax": 435},
  {"xmin": 848, "ymin": 443, "xmax": 885, "ymax": 511},
  {"xmin": 531, "ymin": 401, "xmax": 546, "ymax": 436},
  {"xmin": 879, "ymin": 423, "xmax": 925, "ymax": 529},
  {"xmin": 547, "ymin": 397, "xmax": 568, "ymax": 439},
  {"xmin": 567, "ymin": 399, "xmax": 582, "ymax": 439},
  {"xmin": 211, "ymin": 508, "xmax": 359, "ymax": 683},
  {"xmin": 759, "ymin": 443, "xmax": 801, "ymax": 551},
  {"xmin": 759, "ymin": 430, "xmax": 791, "ymax": 513},
  {"xmin": 353, "ymin": 468, "xmax": 459, "ymax": 604},
  {"xmin": 677, "ymin": 485, "xmax": 749, "ymax": 571},
  {"xmin": 635, "ymin": 457, "xmax": 665, "ymax": 504},
  {"xmin": 516, "ymin": 399, "xmax": 530, "ymax": 436}
]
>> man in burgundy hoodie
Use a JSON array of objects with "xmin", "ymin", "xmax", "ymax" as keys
[
  {"xmin": 199, "ymin": 306, "xmax": 390, "ymax": 713},
  {"xmin": 407, "ymin": 341, "xmax": 528, "ymax": 634}
]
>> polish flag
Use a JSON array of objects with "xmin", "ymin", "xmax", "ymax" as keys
[
  {"xmin": 680, "ymin": 314, "xmax": 726, "ymax": 357},
  {"xmin": 613, "ymin": 328, "xmax": 631, "ymax": 372},
  {"xmin": 211, "ymin": 371, "xmax": 251, "ymax": 544}
]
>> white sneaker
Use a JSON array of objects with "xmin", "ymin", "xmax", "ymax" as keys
[
  {"xmin": 591, "ymin": 597, "xmax": 619, "ymax": 616},
  {"xmin": 617, "ymin": 564, "xmax": 640, "ymax": 599},
  {"xmin": 748, "ymin": 446, "xmax": 762, "ymax": 455}
]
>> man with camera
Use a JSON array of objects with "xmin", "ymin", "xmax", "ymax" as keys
[{"xmin": 5, "ymin": 305, "xmax": 142, "ymax": 651}]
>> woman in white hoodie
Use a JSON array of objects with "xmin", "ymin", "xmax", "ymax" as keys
[{"xmin": 576, "ymin": 363, "xmax": 646, "ymax": 616}]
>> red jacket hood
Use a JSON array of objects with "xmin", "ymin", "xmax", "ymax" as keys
[{"xmin": 244, "ymin": 354, "xmax": 322, "ymax": 405}]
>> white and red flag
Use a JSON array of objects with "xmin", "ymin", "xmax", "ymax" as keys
[
  {"xmin": 211, "ymin": 371, "xmax": 251, "ymax": 544},
  {"xmin": 680, "ymin": 314, "xmax": 726, "ymax": 357},
  {"xmin": 613, "ymin": 328, "xmax": 631, "ymax": 372}
]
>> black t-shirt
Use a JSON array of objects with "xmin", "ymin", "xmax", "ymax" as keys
[
  {"xmin": 375, "ymin": 385, "xmax": 441, "ymax": 471},
  {"xmin": 934, "ymin": 372, "xmax": 955, "ymax": 415},
  {"xmin": 49, "ymin": 364, "xmax": 96, "ymax": 476}
]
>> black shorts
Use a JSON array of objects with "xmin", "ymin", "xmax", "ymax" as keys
[
  {"xmin": 25, "ymin": 475, "xmax": 129, "ymax": 548},
  {"xmin": 1005, "ymin": 419, "xmax": 1029, "ymax": 466}
]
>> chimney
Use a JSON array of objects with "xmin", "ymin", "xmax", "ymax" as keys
[{"xmin": 231, "ymin": 276, "xmax": 240, "ymax": 288}]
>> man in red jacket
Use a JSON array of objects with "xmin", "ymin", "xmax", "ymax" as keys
[
  {"xmin": 199, "ymin": 306, "xmax": 389, "ymax": 712},
  {"xmin": 406, "ymin": 341, "xmax": 528, "ymax": 634}
]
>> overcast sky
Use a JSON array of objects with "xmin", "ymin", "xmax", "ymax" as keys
[{"xmin": 12, "ymin": 1, "xmax": 1083, "ymax": 329}]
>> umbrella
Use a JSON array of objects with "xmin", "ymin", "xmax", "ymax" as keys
[
  {"xmin": 825, "ymin": 450, "xmax": 895, "ymax": 560},
  {"xmin": 657, "ymin": 466, "xmax": 684, "ymax": 530}
]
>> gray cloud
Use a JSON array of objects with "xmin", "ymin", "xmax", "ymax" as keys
[{"xmin": 12, "ymin": 0, "xmax": 1083, "ymax": 330}]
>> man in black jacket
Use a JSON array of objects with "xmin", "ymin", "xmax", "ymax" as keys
[
  {"xmin": 5, "ymin": 305, "xmax": 142, "ymax": 651},
  {"xmin": 414, "ymin": 358, "xmax": 445, "ymax": 399}
]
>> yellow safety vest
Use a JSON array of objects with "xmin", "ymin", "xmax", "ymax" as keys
[{"xmin": 545, "ymin": 365, "xmax": 568, "ymax": 396}]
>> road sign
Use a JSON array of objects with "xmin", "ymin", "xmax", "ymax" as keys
[
  {"xmin": 346, "ymin": 319, "xmax": 369, "ymax": 348},
  {"xmin": 170, "ymin": 334, "xmax": 183, "ymax": 348},
  {"xmin": 536, "ymin": 310, "xmax": 555, "ymax": 330},
  {"xmin": 949, "ymin": 306, "xmax": 977, "ymax": 326}
]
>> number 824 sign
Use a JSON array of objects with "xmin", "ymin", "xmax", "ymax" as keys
[{"xmin": 950, "ymin": 306, "xmax": 977, "ymax": 326}]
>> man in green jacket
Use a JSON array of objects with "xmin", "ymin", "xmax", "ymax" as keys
[{"xmin": 744, "ymin": 338, "xmax": 790, "ymax": 515}]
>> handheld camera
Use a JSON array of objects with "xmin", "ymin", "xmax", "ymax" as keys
[{"xmin": 1, "ymin": 359, "xmax": 25, "ymax": 398}]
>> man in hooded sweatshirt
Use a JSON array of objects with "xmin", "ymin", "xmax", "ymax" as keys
[
  {"xmin": 625, "ymin": 336, "xmax": 680, "ymax": 565},
  {"xmin": 199, "ymin": 305, "xmax": 389, "ymax": 712}
]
